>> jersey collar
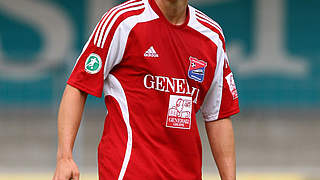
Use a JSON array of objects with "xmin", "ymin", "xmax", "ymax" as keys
[{"xmin": 148, "ymin": 0, "xmax": 190, "ymax": 29}]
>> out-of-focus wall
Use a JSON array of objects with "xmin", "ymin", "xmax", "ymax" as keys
[{"xmin": 0, "ymin": 0, "xmax": 319, "ymax": 108}]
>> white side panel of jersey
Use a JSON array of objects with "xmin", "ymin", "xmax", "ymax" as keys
[
  {"xmin": 188, "ymin": 6, "xmax": 225, "ymax": 121},
  {"xmin": 103, "ymin": 1, "xmax": 159, "ymax": 179},
  {"xmin": 103, "ymin": 74, "xmax": 132, "ymax": 180}
]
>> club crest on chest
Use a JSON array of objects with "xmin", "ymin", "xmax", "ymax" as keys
[{"xmin": 188, "ymin": 57, "xmax": 207, "ymax": 83}]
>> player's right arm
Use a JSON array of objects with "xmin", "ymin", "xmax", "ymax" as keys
[
  {"xmin": 53, "ymin": 85, "xmax": 88, "ymax": 180},
  {"xmin": 52, "ymin": 5, "xmax": 125, "ymax": 179}
]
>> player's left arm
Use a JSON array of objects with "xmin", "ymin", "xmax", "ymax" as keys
[
  {"xmin": 205, "ymin": 117, "xmax": 236, "ymax": 180},
  {"xmin": 200, "ymin": 23, "xmax": 239, "ymax": 179}
]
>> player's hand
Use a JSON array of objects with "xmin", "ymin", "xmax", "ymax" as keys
[{"xmin": 53, "ymin": 158, "xmax": 80, "ymax": 180}]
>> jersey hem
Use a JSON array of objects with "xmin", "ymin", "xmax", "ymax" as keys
[{"xmin": 67, "ymin": 80, "xmax": 102, "ymax": 98}]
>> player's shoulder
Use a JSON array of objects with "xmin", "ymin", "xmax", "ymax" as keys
[
  {"xmin": 100, "ymin": 0, "xmax": 147, "ymax": 26},
  {"xmin": 91, "ymin": 0, "xmax": 147, "ymax": 48},
  {"xmin": 188, "ymin": 5, "xmax": 225, "ymax": 40}
]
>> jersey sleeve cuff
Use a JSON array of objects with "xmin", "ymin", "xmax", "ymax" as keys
[
  {"xmin": 67, "ymin": 80, "xmax": 102, "ymax": 98},
  {"xmin": 204, "ymin": 108, "xmax": 240, "ymax": 122}
]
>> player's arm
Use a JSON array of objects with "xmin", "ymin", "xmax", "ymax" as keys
[
  {"xmin": 53, "ymin": 85, "xmax": 88, "ymax": 180},
  {"xmin": 205, "ymin": 118, "xmax": 236, "ymax": 180},
  {"xmin": 52, "ymin": 7, "xmax": 123, "ymax": 179}
]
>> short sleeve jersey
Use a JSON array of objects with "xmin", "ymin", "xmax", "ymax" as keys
[{"xmin": 68, "ymin": 0, "xmax": 240, "ymax": 179}]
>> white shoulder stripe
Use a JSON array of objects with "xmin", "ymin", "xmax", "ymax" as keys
[
  {"xmin": 100, "ymin": 4, "xmax": 145, "ymax": 48},
  {"xmin": 195, "ymin": 14, "xmax": 225, "ymax": 40},
  {"xmin": 195, "ymin": 10, "xmax": 222, "ymax": 31},
  {"xmin": 196, "ymin": 12, "xmax": 221, "ymax": 31},
  {"xmin": 93, "ymin": 13, "xmax": 108, "ymax": 46},
  {"xmin": 97, "ymin": 2, "xmax": 144, "ymax": 48},
  {"xmin": 98, "ymin": 1, "xmax": 143, "ymax": 46},
  {"xmin": 96, "ymin": 0, "xmax": 141, "ymax": 46},
  {"xmin": 94, "ymin": 0, "xmax": 137, "ymax": 45},
  {"xmin": 188, "ymin": 8, "xmax": 222, "ymax": 49}
]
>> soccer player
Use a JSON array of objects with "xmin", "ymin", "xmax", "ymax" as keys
[{"xmin": 53, "ymin": 0, "xmax": 239, "ymax": 179}]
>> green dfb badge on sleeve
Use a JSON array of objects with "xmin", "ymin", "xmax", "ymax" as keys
[{"xmin": 85, "ymin": 53, "xmax": 102, "ymax": 74}]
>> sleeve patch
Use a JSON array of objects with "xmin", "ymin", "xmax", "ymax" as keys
[
  {"xmin": 225, "ymin": 72, "xmax": 238, "ymax": 100},
  {"xmin": 84, "ymin": 53, "xmax": 102, "ymax": 74}
]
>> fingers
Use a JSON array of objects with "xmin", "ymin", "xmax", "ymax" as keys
[
  {"xmin": 53, "ymin": 172, "xmax": 73, "ymax": 180},
  {"xmin": 72, "ymin": 171, "xmax": 80, "ymax": 180},
  {"xmin": 52, "ymin": 158, "xmax": 79, "ymax": 180},
  {"xmin": 71, "ymin": 160, "xmax": 80, "ymax": 180}
]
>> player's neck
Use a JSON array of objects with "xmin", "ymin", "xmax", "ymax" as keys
[{"xmin": 154, "ymin": 0, "xmax": 188, "ymax": 25}]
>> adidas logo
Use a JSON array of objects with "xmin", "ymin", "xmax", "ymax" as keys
[{"xmin": 144, "ymin": 46, "xmax": 159, "ymax": 58}]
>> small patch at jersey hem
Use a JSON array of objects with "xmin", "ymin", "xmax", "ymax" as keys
[{"xmin": 85, "ymin": 53, "xmax": 102, "ymax": 74}]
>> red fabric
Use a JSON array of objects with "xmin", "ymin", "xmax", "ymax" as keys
[
  {"xmin": 68, "ymin": 0, "xmax": 239, "ymax": 179},
  {"xmin": 196, "ymin": 16, "xmax": 239, "ymax": 120},
  {"xmin": 218, "ymin": 60, "xmax": 240, "ymax": 120},
  {"xmin": 196, "ymin": 16, "xmax": 226, "ymax": 51},
  {"xmin": 98, "ymin": 96, "xmax": 128, "ymax": 179},
  {"xmin": 67, "ymin": 1, "xmax": 145, "ymax": 97}
]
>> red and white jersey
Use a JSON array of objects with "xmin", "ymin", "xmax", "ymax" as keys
[{"xmin": 68, "ymin": 0, "xmax": 239, "ymax": 179}]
